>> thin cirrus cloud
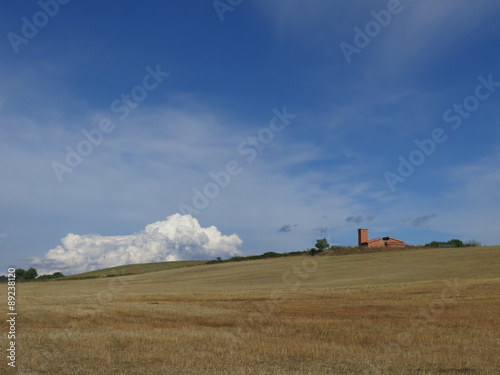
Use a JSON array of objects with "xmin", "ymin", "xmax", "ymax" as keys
[
  {"xmin": 407, "ymin": 214, "xmax": 437, "ymax": 228},
  {"xmin": 278, "ymin": 224, "xmax": 292, "ymax": 233},
  {"xmin": 357, "ymin": 0, "xmax": 500, "ymax": 81},
  {"xmin": 277, "ymin": 224, "xmax": 298, "ymax": 233},
  {"xmin": 346, "ymin": 215, "xmax": 375, "ymax": 225}
]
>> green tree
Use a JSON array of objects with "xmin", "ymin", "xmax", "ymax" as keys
[
  {"xmin": 311, "ymin": 238, "xmax": 329, "ymax": 255},
  {"xmin": 447, "ymin": 239, "xmax": 464, "ymax": 248},
  {"xmin": 25, "ymin": 267, "xmax": 38, "ymax": 280},
  {"xmin": 425, "ymin": 239, "xmax": 467, "ymax": 248},
  {"xmin": 465, "ymin": 240, "xmax": 481, "ymax": 247},
  {"xmin": 315, "ymin": 238, "xmax": 329, "ymax": 251},
  {"xmin": 15, "ymin": 268, "xmax": 26, "ymax": 280},
  {"xmin": 425, "ymin": 241, "xmax": 445, "ymax": 248},
  {"xmin": 37, "ymin": 272, "xmax": 65, "ymax": 280}
]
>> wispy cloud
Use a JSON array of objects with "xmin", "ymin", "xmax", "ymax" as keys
[
  {"xmin": 362, "ymin": 0, "xmax": 500, "ymax": 81},
  {"xmin": 406, "ymin": 214, "xmax": 437, "ymax": 228},
  {"xmin": 252, "ymin": 0, "xmax": 348, "ymax": 38},
  {"xmin": 278, "ymin": 224, "xmax": 292, "ymax": 233},
  {"xmin": 346, "ymin": 215, "xmax": 375, "ymax": 224},
  {"xmin": 278, "ymin": 224, "xmax": 299, "ymax": 233},
  {"xmin": 314, "ymin": 227, "xmax": 328, "ymax": 234}
]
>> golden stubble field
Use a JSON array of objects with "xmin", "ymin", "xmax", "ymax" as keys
[{"xmin": 8, "ymin": 246, "xmax": 500, "ymax": 374}]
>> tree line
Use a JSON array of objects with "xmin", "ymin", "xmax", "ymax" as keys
[
  {"xmin": 6, "ymin": 268, "xmax": 65, "ymax": 281},
  {"xmin": 209, "ymin": 237, "xmax": 483, "ymax": 264},
  {"xmin": 424, "ymin": 239, "xmax": 481, "ymax": 248}
]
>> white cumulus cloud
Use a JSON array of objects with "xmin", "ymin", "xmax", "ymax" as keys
[{"xmin": 30, "ymin": 214, "xmax": 242, "ymax": 275}]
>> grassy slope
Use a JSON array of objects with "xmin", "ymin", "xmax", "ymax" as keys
[
  {"xmin": 128, "ymin": 245, "xmax": 500, "ymax": 293},
  {"xmin": 27, "ymin": 246, "xmax": 500, "ymax": 296},
  {"xmin": 63, "ymin": 260, "xmax": 207, "ymax": 279},
  {"xmin": 65, "ymin": 245, "xmax": 498, "ymax": 284}
]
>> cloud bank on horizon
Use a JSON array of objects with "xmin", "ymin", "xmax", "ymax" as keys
[{"xmin": 30, "ymin": 214, "xmax": 242, "ymax": 275}]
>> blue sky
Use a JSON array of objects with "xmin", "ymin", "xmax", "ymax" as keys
[{"xmin": 1, "ymin": 0, "xmax": 500, "ymax": 273}]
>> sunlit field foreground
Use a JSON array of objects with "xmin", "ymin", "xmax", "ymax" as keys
[{"xmin": 15, "ymin": 246, "xmax": 500, "ymax": 374}]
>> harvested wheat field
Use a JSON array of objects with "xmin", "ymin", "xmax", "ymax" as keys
[{"xmin": 11, "ymin": 246, "xmax": 500, "ymax": 374}]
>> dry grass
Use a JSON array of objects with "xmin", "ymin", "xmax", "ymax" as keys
[
  {"xmin": 63, "ymin": 260, "xmax": 207, "ymax": 280},
  {"xmin": 8, "ymin": 246, "xmax": 500, "ymax": 374}
]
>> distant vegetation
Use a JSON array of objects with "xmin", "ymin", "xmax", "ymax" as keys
[
  {"xmin": 3, "ymin": 268, "xmax": 64, "ymax": 281},
  {"xmin": 206, "ymin": 251, "xmax": 308, "ymax": 264},
  {"xmin": 424, "ymin": 239, "xmax": 482, "ymax": 248},
  {"xmin": 209, "ymin": 237, "xmax": 484, "ymax": 265},
  {"xmin": 311, "ymin": 238, "xmax": 330, "ymax": 256},
  {"xmin": 37, "ymin": 272, "xmax": 65, "ymax": 280},
  {"xmin": 14, "ymin": 267, "xmax": 40, "ymax": 281}
]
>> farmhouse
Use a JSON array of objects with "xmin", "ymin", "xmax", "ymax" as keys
[{"xmin": 358, "ymin": 228, "xmax": 406, "ymax": 248}]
